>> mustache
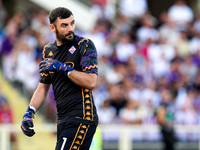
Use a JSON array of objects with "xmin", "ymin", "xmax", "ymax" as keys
[{"xmin": 65, "ymin": 31, "xmax": 74, "ymax": 37}]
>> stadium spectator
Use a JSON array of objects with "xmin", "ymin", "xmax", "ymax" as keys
[
  {"xmin": 115, "ymin": 33, "xmax": 136, "ymax": 63},
  {"xmin": 175, "ymin": 26, "xmax": 191, "ymax": 58},
  {"xmin": 193, "ymin": 11, "xmax": 200, "ymax": 33},
  {"xmin": 0, "ymin": 0, "xmax": 7, "ymax": 29},
  {"xmin": 91, "ymin": 0, "xmax": 115, "ymax": 21},
  {"xmin": 98, "ymin": 100, "xmax": 117, "ymax": 124},
  {"xmin": 168, "ymin": 0, "xmax": 194, "ymax": 28},
  {"xmin": 119, "ymin": 100, "xmax": 145, "ymax": 124},
  {"xmin": 31, "ymin": 10, "xmax": 54, "ymax": 42},
  {"xmin": 136, "ymin": 13, "xmax": 159, "ymax": 45},
  {"xmin": 159, "ymin": 14, "xmax": 180, "ymax": 46},
  {"xmin": 119, "ymin": 0, "xmax": 148, "ymax": 20},
  {"xmin": 108, "ymin": 84, "xmax": 127, "ymax": 116},
  {"xmin": 189, "ymin": 29, "xmax": 200, "ymax": 55}
]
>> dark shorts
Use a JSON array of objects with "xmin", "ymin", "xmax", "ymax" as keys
[{"xmin": 55, "ymin": 122, "xmax": 97, "ymax": 150}]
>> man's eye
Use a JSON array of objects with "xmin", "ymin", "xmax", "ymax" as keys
[
  {"xmin": 62, "ymin": 24, "xmax": 67, "ymax": 27},
  {"xmin": 71, "ymin": 21, "xmax": 75, "ymax": 25}
]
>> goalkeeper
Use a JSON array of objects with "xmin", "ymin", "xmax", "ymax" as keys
[{"xmin": 21, "ymin": 7, "xmax": 98, "ymax": 150}]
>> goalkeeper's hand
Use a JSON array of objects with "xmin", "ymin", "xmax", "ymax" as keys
[
  {"xmin": 21, "ymin": 106, "xmax": 36, "ymax": 137},
  {"xmin": 39, "ymin": 58, "xmax": 73, "ymax": 75}
]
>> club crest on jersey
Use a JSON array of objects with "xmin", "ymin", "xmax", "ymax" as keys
[{"xmin": 69, "ymin": 46, "xmax": 76, "ymax": 54}]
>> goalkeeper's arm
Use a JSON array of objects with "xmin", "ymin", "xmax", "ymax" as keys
[
  {"xmin": 21, "ymin": 83, "xmax": 51, "ymax": 137},
  {"xmin": 29, "ymin": 83, "xmax": 51, "ymax": 110}
]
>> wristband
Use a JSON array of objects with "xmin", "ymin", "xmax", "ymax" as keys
[
  {"xmin": 67, "ymin": 71, "xmax": 71, "ymax": 76},
  {"xmin": 29, "ymin": 106, "xmax": 36, "ymax": 113}
]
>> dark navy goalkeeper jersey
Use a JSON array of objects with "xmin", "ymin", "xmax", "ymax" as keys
[{"xmin": 40, "ymin": 35, "xmax": 98, "ymax": 125}]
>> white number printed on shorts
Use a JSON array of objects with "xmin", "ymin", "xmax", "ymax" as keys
[{"xmin": 61, "ymin": 137, "xmax": 67, "ymax": 150}]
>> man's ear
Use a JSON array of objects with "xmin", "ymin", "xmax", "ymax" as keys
[{"xmin": 49, "ymin": 24, "xmax": 56, "ymax": 32}]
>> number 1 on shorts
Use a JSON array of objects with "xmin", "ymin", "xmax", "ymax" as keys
[{"xmin": 61, "ymin": 137, "xmax": 67, "ymax": 150}]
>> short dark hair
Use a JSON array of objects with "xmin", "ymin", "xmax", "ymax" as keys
[{"xmin": 49, "ymin": 7, "xmax": 73, "ymax": 24}]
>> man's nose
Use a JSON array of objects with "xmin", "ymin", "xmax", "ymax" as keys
[{"xmin": 68, "ymin": 25, "xmax": 73, "ymax": 31}]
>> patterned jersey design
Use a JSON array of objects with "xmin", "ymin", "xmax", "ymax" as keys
[
  {"xmin": 78, "ymin": 38, "xmax": 98, "ymax": 74},
  {"xmin": 39, "ymin": 35, "xmax": 98, "ymax": 125}
]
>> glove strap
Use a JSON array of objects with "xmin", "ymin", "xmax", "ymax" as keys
[{"xmin": 59, "ymin": 63, "xmax": 73, "ymax": 75}]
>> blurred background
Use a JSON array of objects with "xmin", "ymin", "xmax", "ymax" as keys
[{"xmin": 1, "ymin": 0, "xmax": 200, "ymax": 150}]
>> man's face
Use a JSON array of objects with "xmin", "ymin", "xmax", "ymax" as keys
[{"xmin": 53, "ymin": 15, "xmax": 75, "ymax": 43}]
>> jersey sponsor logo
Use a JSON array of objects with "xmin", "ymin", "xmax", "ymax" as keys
[
  {"xmin": 69, "ymin": 46, "xmax": 76, "ymax": 54},
  {"xmin": 48, "ymin": 51, "xmax": 54, "ymax": 56}
]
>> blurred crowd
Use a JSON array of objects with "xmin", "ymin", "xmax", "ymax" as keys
[
  {"xmin": 0, "ymin": 86, "xmax": 17, "ymax": 147},
  {"xmin": 1, "ymin": 0, "xmax": 200, "ymax": 141}
]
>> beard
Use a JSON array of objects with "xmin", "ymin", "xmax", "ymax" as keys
[{"xmin": 55, "ymin": 27, "xmax": 74, "ymax": 44}]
